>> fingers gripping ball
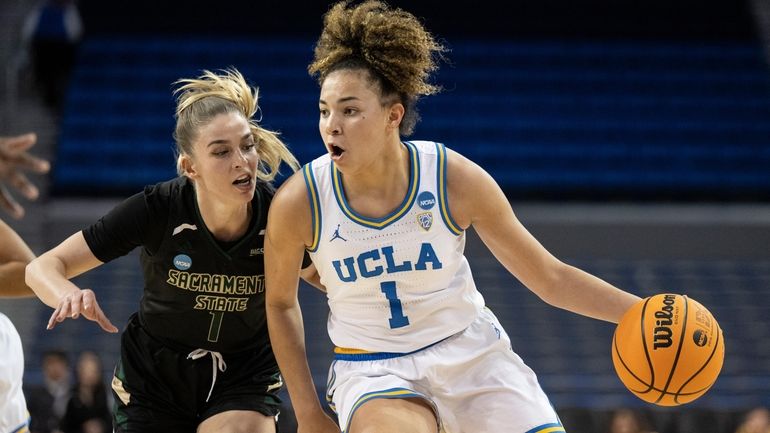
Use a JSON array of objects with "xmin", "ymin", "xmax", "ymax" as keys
[{"xmin": 611, "ymin": 294, "xmax": 724, "ymax": 406}]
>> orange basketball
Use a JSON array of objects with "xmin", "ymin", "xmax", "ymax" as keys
[{"xmin": 611, "ymin": 293, "xmax": 725, "ymax": 406}]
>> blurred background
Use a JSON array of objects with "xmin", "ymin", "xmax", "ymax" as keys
[{"xmin": 1, "ymin": 0, "xmax": 769, "ymax": 432}]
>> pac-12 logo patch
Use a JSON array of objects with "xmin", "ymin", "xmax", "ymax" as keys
[
  {"xmin": 173, "ymin": 254, "xmax": 192, "ymax": 270},
  {"xmin": 417, "ymin": 212, "xmax": 433, "ymax": 231},
  {"xmin": 417, "ymin": 191, "xmax": 436, "ymax": 210}
]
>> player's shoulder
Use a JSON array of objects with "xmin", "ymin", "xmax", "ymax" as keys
[
  {"xmin": 442, "ymin": 144, "xmax": 500, "ymax": 207},
  {"xmin": 143, "ymin": 176, "xmax": 189, "ymax": 201},
  {"xmin": 266, "ymin": 169, "xmax": 312, "ymax": 227},
  {"xmin": 265, "ymin": 169, "xmax": 314, "ymax": 246},
  {"xmin": 272, "ymin": 169, "xmax": 308, "ymax": 205},
  {"xmin": 442, "ymin": 145, "xmax": 486, "ymax": 179},
  {"xmin": 407, "ymin": 140, "xmax": 477, "ymax": 186},
  {"xmin": 137, "ymin": 177, "xmax": 193, "ymax": 222}
]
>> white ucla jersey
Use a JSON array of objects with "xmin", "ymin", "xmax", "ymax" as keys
[{"xmin": 303, "ymin": 140, "xmax": 485, "ymax": 353}]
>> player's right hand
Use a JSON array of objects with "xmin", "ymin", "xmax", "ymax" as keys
[{"xmin": 47, "ymin": 288, "xmax": 119, "ymax": 333}]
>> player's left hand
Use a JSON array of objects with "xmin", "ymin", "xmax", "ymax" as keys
[{"xmin": 47, "ymin": 288, "xmax": 119, "ymax": 333}]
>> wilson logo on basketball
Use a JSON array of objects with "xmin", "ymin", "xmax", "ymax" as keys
[
  {"xmin": 692, "ymin": 329, "xmax": 708, "ymax": 347},
  {"xmin": 653, "ymin": 294, "xmax": 677, "ymax": 349}
]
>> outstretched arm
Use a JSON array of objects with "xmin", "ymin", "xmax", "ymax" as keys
[
  {"xmin": 25, "ymin": 231, "xmax": 118, "ymax": 332},
  {"xmin": 446, "ymin": 149, "xmax": 640, "ymax": 323},
  {"xmin": 0, "ymin": 131, "xmax": 50, "ymax": 296},
  {"xmin": 0, "ymin": 219, "xmax": 36, "ymax": 297},
  {"xmin": 265, "ymin": 172, "xmax": 340, "ymax": 433}
]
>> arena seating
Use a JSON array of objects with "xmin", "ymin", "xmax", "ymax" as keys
[{"xmin": 54, "ymin": 36, "xmax": 770, "ymax": 200}]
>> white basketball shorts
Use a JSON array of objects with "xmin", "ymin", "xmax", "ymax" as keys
[{"xmin": 326, "ymin": 308, "xmax": 565, "ymax": 433}]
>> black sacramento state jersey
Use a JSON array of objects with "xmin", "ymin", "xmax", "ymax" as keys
[{"xmin": 83, "ymin": 177, "xmax": 272, "ymax": 353}]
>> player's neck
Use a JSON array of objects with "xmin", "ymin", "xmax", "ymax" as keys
[
  {"xmin": 195, "ymin": 193, "xmax": 252, "ymax": 242},
  {"xmin": 342, "ymin": 141, "xmax": 410, "ymax": 219}
]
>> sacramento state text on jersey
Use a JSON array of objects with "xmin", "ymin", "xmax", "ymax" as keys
[{"xmin": 167, "ymin": 270, "xmax": 264, "ymax": 312}]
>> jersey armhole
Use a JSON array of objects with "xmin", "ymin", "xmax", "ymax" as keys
[
  {"xmin": 435, "ymin": 143, "xmax": 463, "ymax": 236},
  {"xmin": 302, "ymin": 163, "xmax": 322, "ymax": 252}
]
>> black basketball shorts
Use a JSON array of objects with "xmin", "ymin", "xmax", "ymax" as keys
[{"xmin": 111, "ymin": 314, "xmax": 282, "ymax": 433}]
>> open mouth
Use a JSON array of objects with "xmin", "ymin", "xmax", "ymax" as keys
[
  {"xmin": 330, "ymin": 144, "xmax": 345, "ymax": 157},
  {"xmin": 233, "ymin": 174, "xmax": 252, "ymax": 186}
]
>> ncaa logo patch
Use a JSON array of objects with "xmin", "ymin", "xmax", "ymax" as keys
[
  {"xmin": 692, "ymin": 329, "xmax": 708, "ymax": 347},
  {"xmin": 417, "ymin": 212, "xmax": 433, "ymax": 231},
  {"xmin": 417, "ymin": 191, "xmax": 436, "ymax": 210},
  {"xmin": 173, "ymin": 254, "xmax": 192, "ymax": 270}
]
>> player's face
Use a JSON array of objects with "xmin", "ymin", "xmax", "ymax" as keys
[
  {"xmin": 188, "ymin": 112, "xmax": 258, "ymax": 204},
  {"xmin": 318, "ymin": 69, "xmax": 393, "ymax": 172}
]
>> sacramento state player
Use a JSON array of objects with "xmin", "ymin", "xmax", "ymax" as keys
[{"xmin": 27, "ymin": 69, "xmax": 313, "ymax": 433}]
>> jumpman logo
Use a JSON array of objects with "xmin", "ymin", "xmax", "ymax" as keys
[{"xmin": 330, "ymin": 224, "xmax": 347, "ymax": 242}]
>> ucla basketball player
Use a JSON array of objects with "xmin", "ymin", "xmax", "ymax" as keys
[
  {"xmin": 1, "ymin": 219, "xmax": 37, "ymax": 433},
  {"xmin": 1, "ymin": 132, "xmax": 50, "ymax": 433},
  {"xmin": 264, "ymin": 2, "xmax": 642, "ymax": 433}
]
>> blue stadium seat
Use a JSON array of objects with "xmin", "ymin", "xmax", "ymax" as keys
[{"xmin": 55, "ymin": 36, "xmax": 770, "ymax": 199}]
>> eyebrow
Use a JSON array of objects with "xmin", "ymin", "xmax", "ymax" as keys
[
  {"xmin": 207, "ymin": 132, "xmax": 253, "ymax": 148},
  {"xmin": 319, "ymin": 96, "xmax": 360, "ymax": 105}
]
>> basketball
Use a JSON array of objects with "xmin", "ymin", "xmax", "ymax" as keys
[{"xmin": 611, "ymin": 294, "xmax": 725, "ymax": 406}]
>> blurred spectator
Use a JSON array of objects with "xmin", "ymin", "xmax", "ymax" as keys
[
  {"xmin": 59, "ymin": 351, "xmax": 111, "ymax": 433},
  {"xmin": 674, "ymin": 408, "xmax": 723, "ymax": 433},
  {"xmin": 735, "ymin": 408, "xmax": 770, "ymax": 433},
  {"xmin": 24, "ymin": 349, "xmax": 71, "ymax": 433},
  {"xmin": 608, "ymin": 408, "xmax": 657, "ymax": 433},
  {"xmin": 21, "ymin": 0, "xmax": 84, "ymax": 112}
]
